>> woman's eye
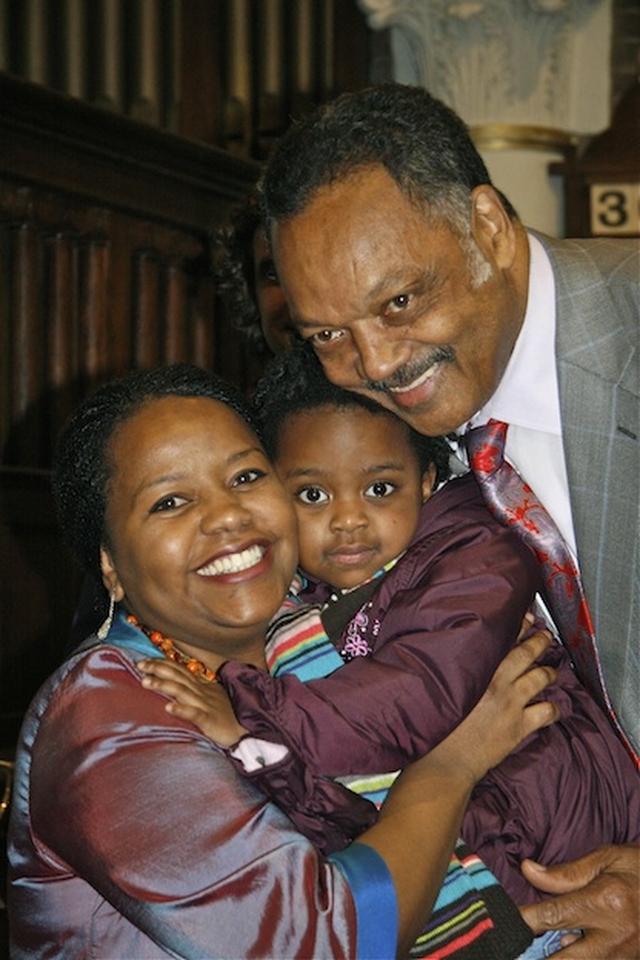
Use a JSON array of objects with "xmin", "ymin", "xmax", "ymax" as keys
[
  {"xmin": 297, "ymin": 486, "xmax": 329, "ymax": 505},
  {"xmin": 365, "ymin": 481, "xmax": 396, "ymax": 498},
  {"xmin": 264, "ymin": 260, "xmax": 279, "ymax": 285},
  {"xmin": 150, "ymin": 494, "xmax": 188, "ymax": 513},
  {"xmin": 256, "ymin": 258, "xmax": 280, "ymax": 286},
  {"xmin": 233, "ymin": 468, "xmax": 267, "ymax": 487}
]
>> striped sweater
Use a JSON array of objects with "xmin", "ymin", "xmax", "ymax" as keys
[{"xmin": 264, "ymin": 588, "xmax": 533, "ymax": 959}]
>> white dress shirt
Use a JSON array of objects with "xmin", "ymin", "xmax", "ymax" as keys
[{"xmin": 467, "ymin": 233, "xmax": 578, "ymax": 557}]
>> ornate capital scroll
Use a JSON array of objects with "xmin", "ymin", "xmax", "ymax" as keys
[
  {"xmin": 357, "ymin": 0, "xmax": 613, "ymax": 233},
  {"xmin": 357, "ymin": 0, "xmax": 611, "ymax": 135}
]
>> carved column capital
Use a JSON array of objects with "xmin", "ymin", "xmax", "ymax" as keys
[{"xmin": 357, "ymin": 0, "xmax": 611, "ymax": 135}]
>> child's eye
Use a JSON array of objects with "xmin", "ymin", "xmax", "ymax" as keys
[
  {"xmin": 232, "ymin": 468, "xmax": 268, "ymax": 487},
  {"xmin": 150, "ymin": 494, "xmax": 188, "ymax": 513},
  {"xmin": 365, "ymin": 481, "xmax": 396, "ymax": 499},
  {"xmin": 297, "ymin": 486, "xmax": 329, "ymax": 505}
]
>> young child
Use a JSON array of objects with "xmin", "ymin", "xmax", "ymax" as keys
[{"xmin": 141, "ymin": 349, "xmax": 639, "ymax": 958}]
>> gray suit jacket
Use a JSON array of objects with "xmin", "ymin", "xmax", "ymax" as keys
[{"xmin": 538, "ymin": 234, "xmax": 639, "ymax": 752}]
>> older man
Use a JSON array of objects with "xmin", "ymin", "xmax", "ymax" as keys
[{"xmin": 260, "ymin": 83, "xmax": 639, "ymax": 959}]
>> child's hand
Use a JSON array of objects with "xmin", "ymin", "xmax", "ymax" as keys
[{"xmin": 138, "ymin": 658, "xmax": 248, "ymax": 747}]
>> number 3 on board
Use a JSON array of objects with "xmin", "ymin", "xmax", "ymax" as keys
[{"xmin": 590, "ymin": 183, "xmax": 640, "ymax": 236}]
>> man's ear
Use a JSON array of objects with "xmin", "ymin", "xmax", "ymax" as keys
[
  {"xmin": 99, "ymin": 545, "xmax": 125, "ymax": 602},
  {"xmin": 421, "ymin": 464, "xmax": 438, "ymax": 503},
  {"xmin": 470, "ymin": 185, "xmax": 517, "ymax": 270}
]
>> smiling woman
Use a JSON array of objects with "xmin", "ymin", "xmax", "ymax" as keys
[
  {"xmin": 6, "ymin": 364, "xmax": 560, "ymax": 959},
  {"xmin": 99, "ymin": 393, "xmax": 298, "ymax": 669}
]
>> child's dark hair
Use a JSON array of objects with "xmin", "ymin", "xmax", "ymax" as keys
[
  {"xmin": 53, "ymin": 364, "xmax": 258, "ymax": 581},
  {"xmin": 252, "ymin": 344, "xmax": 451, "ymax": 485}
]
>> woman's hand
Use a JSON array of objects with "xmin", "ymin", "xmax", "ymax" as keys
[{"xmin": 138, "ymin": 659, "xmax": 248, "ymax": 747}]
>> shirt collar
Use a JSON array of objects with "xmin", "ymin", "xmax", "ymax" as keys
[{"xmin": 468, "ymin": 233, "xmax": 561, "ymax": 435}]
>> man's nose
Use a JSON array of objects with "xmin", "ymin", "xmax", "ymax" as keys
[{"xmin": 352, "ymin": 323, "xmax": 403, "ymax": 385}]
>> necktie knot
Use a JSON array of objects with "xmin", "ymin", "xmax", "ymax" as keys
[{"xmin": 465, "ymin": 420, "xmax": 508, "ymax": 478}]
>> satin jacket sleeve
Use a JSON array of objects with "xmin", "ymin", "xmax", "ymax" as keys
[{"xmin": 8, "ymin": 643, "xmax": 396, "ymax": 959}]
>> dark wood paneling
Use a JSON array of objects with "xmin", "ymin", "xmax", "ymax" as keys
[
  {"xmin": 0, "ymin": 75, "xmax": 261, "ymax": 747},
  {"xmin": 0, "ymin": 74, "xmax": 260, "ymax": 230},
  {"xmin": 0, "ymin": 468, "xmax": 83, "ymax": 747},
  {"xmin": 179, "ymin": 0, "xmax": 227, "ymax": 146}
]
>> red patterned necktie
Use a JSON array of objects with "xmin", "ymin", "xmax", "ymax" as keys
[{"xmin": 466, "ymin": 419, "xmax": 637, "ymax": 766}]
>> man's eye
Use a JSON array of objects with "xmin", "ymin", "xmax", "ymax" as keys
[
  {"xmin": 310, "ymin": 329, "xmax": 343, "ymax": 346},
  {"xmin": 385, "ymin": 293, "xmax": 412, "ymax": 315},
  {"xmin": 297, "ymin": 486, "xmax": 329, "ymax": 505},
  {"xmin": 150, "ymin": 494, "xmax": 188, "ymax": 513},
  {"xmin": 365, "ymin": 481, "xmax": 396, "ymax": 498}
]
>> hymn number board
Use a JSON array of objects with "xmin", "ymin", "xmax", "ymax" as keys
[{"xmin": 589, "ymin": 183, "xmax": 640, "ymax": 236}]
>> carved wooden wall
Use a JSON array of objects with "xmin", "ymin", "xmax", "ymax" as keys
[
  {"xmin": 0, "ymin": 74, "xmax": 261, "ymax": 746},
  {"xmin": 0, "ymin": 0, "xmax": 376, "ymax": 748},
  {"xmin": 0, "ymin": 0, "xmax": 374, "ymax": 159}
]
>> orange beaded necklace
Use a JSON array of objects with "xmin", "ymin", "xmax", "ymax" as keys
[{"xmin": 126, "ymin": 614, "xmax": 218, "ymax": 683}]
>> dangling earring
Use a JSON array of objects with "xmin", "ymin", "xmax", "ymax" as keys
[{"xmin": 97, "ymin": 590, "xmax": 116, "ymax": 641}]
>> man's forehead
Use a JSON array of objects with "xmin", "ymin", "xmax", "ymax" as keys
[
  {"xmin": 271, "ymin": 166, "xmax": 402, "ymax": 231},
  {"xmin": 273, "ymin": 210, "xmax": 447, "ymax": 299}
]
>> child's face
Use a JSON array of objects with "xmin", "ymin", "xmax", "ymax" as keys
[
  {"xmin": 275, "ymin": 404, "xmax": 434, "ymax": 590},
  {"xmin": 100, "ymin": 396, "xmax": 298, "ymax": 666}
]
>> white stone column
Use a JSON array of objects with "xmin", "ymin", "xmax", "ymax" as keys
[{"xmin": 357, "ymin": 0, "xmax": 612, "ymax": 236}]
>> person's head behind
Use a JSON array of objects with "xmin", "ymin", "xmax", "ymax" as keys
[
  {"xmin": 259, "ymin": 83, "xmax": 527, "ymax": 440},
  {"xmin": 253, "ymin": 345, "xmax": 451, "ymax": 590},
  {"xmin": 53, "ymin": 364, "xmax": 298, "ymax": 657},
  {"xmin": 212, "ymin": 189, "xmax": 295, "ymax": 358}
]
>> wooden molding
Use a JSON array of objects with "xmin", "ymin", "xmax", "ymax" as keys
[{"xmin": 0, "ymin": 73, "xmax": 261, "ymax": 232}]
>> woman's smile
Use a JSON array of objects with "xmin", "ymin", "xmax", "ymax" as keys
[
  {"xmin": 100, "ymin": 395, "xmax": 298, "ymax": 666},
  {"xmin": 195, "ymin": 539, "xmax": 272, "ymax": 580}
]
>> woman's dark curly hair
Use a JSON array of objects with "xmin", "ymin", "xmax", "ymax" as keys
[
  {"xmin": 212, "ymin": 188, "xmax": 272, "ymax": 359},
  {"xmin": 252, "ymin": 343, "xmax": 451, "ymax": 486},
  {"xmin": 52, "ymin": 364, "xmax": 259, "ymax": 581}
]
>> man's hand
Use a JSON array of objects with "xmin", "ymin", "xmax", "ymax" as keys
[
  {"xmin": 138, "ymin": 658, "xmax": 248, "ymax": 747},
  {"xmin": 520, "ymin": 844, "xmax": 640, "ymax": 959}
]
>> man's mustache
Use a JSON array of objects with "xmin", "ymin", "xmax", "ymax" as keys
[{"xmin": 366, "ymin": 346, "xmax": 456, "ymax": 392}]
